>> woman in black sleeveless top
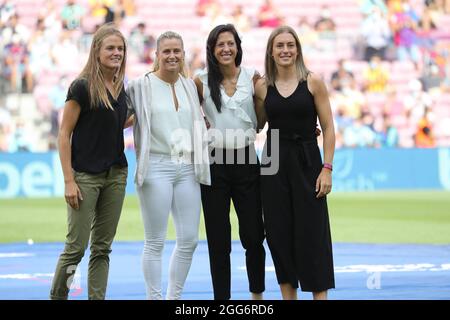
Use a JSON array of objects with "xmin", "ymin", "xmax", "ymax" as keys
[{"xmin": 255, "ymin": 26, "xmax": 336, "ymax": 300}]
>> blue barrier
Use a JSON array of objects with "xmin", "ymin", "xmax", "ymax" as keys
[
  {"xmin": 1, "ymin": 148, "xmax": 449, "ymax": 198},
  {"xmin": 332, "ymin": 148, "xmax": 450, "ymax": 191},
  {"xmin": 0, "ymin": 151, "xmax": 136, "ymax": 198}
]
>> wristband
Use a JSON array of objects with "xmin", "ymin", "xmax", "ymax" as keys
[{"xmin": 323, "ymin": 163, "xmax": 333, "ymax": 171}]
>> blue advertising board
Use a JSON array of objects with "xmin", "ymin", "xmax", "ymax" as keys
[{"xmin": 1, "ymin": 148, "xmax": 449, "ymax": 198}]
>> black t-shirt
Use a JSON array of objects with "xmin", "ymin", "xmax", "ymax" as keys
[{"xmin": 67, "ymin": 78, "xmax": 128, "ymax": 174}]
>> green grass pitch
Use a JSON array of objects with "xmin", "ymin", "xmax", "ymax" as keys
[{"xmin": 1, "ymin": 191, "xmax": 449, "ymax": 244}]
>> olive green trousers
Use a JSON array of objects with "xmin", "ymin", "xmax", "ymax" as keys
[{"xmin": 50, "ymin": 166, "xmax": 127, "ymax": 300}]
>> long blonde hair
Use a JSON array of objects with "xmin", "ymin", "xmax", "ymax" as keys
[
  {"xmin": 78, "ymin": 23, "xmax": 127, "ymax": 110},
  {"xmin": 152, "ymin": 31, "xmax": 187, "ymax": 77},
  {"xmin": 264, "ymin": 26, "xmax": 310, "ymax": 87}
]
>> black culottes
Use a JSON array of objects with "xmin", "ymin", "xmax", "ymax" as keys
[{"xmin": 261, "ymin": 136, "xmax": 335, "ymax": 292}]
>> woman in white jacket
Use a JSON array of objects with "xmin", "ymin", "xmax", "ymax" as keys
[{"xmin": 126, "ymin": 31, "xmax": 210, "ymax": 300}]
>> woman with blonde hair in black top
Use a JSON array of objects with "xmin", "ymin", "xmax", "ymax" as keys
[
  {"xmin": 254, "ymin": 25, "xmax": 335, "ymax": 300},
  {"xmin": 50, "ymin": 23, "xmax": 128, "ymax": 300}
]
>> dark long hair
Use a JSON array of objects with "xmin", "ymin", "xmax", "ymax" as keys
[{"xmin": 206, "ymin": 24, "xmax": 243, "ymax": 112}]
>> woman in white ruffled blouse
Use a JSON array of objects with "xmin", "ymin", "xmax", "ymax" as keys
[{"xmin": 194, "ymin": 24, "xmax": 266, "ymax": 300}]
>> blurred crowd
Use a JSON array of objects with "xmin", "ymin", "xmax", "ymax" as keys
[{"xmin": 1, "ymin": 0, "xmax": 449, "ymax": 152}]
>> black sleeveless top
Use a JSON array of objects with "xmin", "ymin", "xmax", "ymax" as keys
[{"xmin": 264, "ymin": 80, "xmax": 317, "ymax": 141}]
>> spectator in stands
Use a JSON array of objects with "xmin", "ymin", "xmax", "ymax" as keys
[
  {"xmin": 3, "ymin": 33, "xmax": 33, "ymax": 93},
  {"xmin": 231, "ymin": 5, "xmax": 251, "ymax": 33},
  {"xmin": 441, "ymin": 0, "xmax": 450, "ymax": 13},
  {"xmin": 363, "ymin": 55, "xmax": 389, "ymax": 93},
  {"xmin": 103, "ymin": 3, "xmax": 115, "ymax": 24},
  {"xmin": 201, "ymin": 1, "xmax": 231, "ymax": 34},
  {"xmin": 404, "ymin": 79, "xmax": 433, "ymax": 122},
  {"xmin": 61, "ymin": 0, "xmax": 84, "ymax": 31},
  {"xmin": 361, "ymin": 6, "xmax": 392, "ymax": 61},
  {"xmin": 103, "ymin": 0, "xmax": 131, "ymax": 25},
  {"xmin": 0, "ymin": 126, "xmax": 8, "ymax": 151},
  {"xmin": 0, "ymin": 108, "xmax": 28, "ymax": 152},
  {"xmin": 343, "ymin": 116, "xmax": 378, "ymax": 147},
  {"xmin": 129, "ymin": 22, "xmax": 145, "ymax": 51},
  {"xmin": 257, "ymin": 0, "xmax": 283, "ymax": 28},
  {"xmin": 254, "ymin": 26, "xmax": 335, "ymax": 300},
  {"xmin": 89, "ymin": 0, "xmax": 113, "ymax": 18},
  {"xmin": 331, "ymin": 81, "xmax": 365, "ymax": 119},
  {"xmin": 118, "ymin": 0, "xmax": 135, "ymax": 17},
  {"xmin": 193, "ymin": 24, "xmax": 266, "ymax": 300},
  {"xmin": 420, "ymin": 62, "xmax": 441, "ymax": 92},
  {"xmin": 443, "ymin": 45, "xmax": 450, "ymax": 92},
  {"xmin": 0, "ymin": 102, "xmax": 12, "ymax": 151},
  {"xmin": 28, "ymin": 18, "xmax": 54, "ymax": 86},
  {"xmin": 195, "ymin": 0, "xmax": 217, "ymax": 17},
  {"xmin": 333, "ymin": 107, "xmax": 353, "ymax": 135},
  {"xmin": 378, "ymin": 113, "xmax": 399, "ymax": 147},
  {"xmin": 141, "ymin": 34, "xmax": 156, "ymax": 65},
  {"xmin": 314, "ymin": 5, "xmax": 336, "ymax": 33},
  {"xmin": 314, "ymin": 5, "xmax": 337, "ymax": 52},
  {"xmin": 361, "ymin": 108, "xmax": 377, "ymax": 131},
  {"xmin": 1, "ymin": 13, "xmax": 30, "ymax": 49},
  {"xmin": 50, "ymin": 23, "xmax": 129, "ymax": 300},
  {"xmin": 188, "ymin": 46, "xmax": 205, "ymax": 77},
  {"xmin": 390, "ymin": 2, "xmax": 422, "ymax": 66},
  {"xmin": 331, "ymin": 59, "xmax": 355, "ymax": 92},
  {"xmin": 296, "ymin": 16, "xmax": 319, "ymax": 55},
  {"xmin": 421, "ymin": 1, "xmax": 438, "ymax": 31},
  {"xmin": 422, "ymin": 0, "xmax": 450, "ymax": 30},
  {"xmin": 126, "ymin": 31, "xmax": 210, "ymax": 300},
  {"xmin": 0, "ymin": 0, "xmax": 15, "ymax": 29},
  {"xmin": 383, "ymin": 87, "xmax": 404, "ymax": 116},
  {"xmin": 360, "ymin": 0, "xmax": 388, "ymax": 16},
  {"xmin": 10, "ymin": 119, "xmax": 32, "ymax": 151},
  {"xmin": 51, "ymin": 30, "xmax": 80, "ymax": 74},
  {"xmin": 48, "ymin": 75, "xmax": 70, "ymax": 147},
  {"xmin": 414, "ymin": 107, "xmax": 436, "ymax": 147},
  {"xmin": 38, "ymin": 0, "xmax": 62, "ymax": 36},
  {"xmin": 387, "ymin": 0, "xmax": 404, "ymax": 13},
  {"xmin": 129, "ymin": 22, "xmax": 156, "ymax": 65}
]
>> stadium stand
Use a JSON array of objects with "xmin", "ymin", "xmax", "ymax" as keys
[{"xmin": 1, "ymin": 0, "xmax": 449, "ymax": 152}]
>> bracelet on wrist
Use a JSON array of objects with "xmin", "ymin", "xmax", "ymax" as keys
[{"xmin": 323, "ymin": 163, "xmax": 333, "ymax": 171}]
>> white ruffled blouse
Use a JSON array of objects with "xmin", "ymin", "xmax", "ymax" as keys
[{"xmin": 198, "ymin": 67, "xmax": 258, "ymax": 149}]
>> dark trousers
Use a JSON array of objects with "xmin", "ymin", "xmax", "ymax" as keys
[
  {"xmin": 201, "ymin": 146, "xmax": 266, "ymax": 300},
  {"xmin": 261, "ymin": 136, "xmax": 335, "ymax": 292}
]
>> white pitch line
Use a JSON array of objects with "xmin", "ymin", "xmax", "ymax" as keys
[
  {"xmin": 0, "ymin": 253, "xmax": 35, "ymax": 258},
  {"xmin": 237, "ymin": 263, "xmax": 450, "ymax": 273},
  {"xmin": 0, "ymin": 273, "xmax": 53, "ymax": 279}
]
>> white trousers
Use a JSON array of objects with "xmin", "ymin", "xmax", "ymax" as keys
[{"xmin": 136, "ymin": 154, "xmax": 201, "ymax": 300}]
